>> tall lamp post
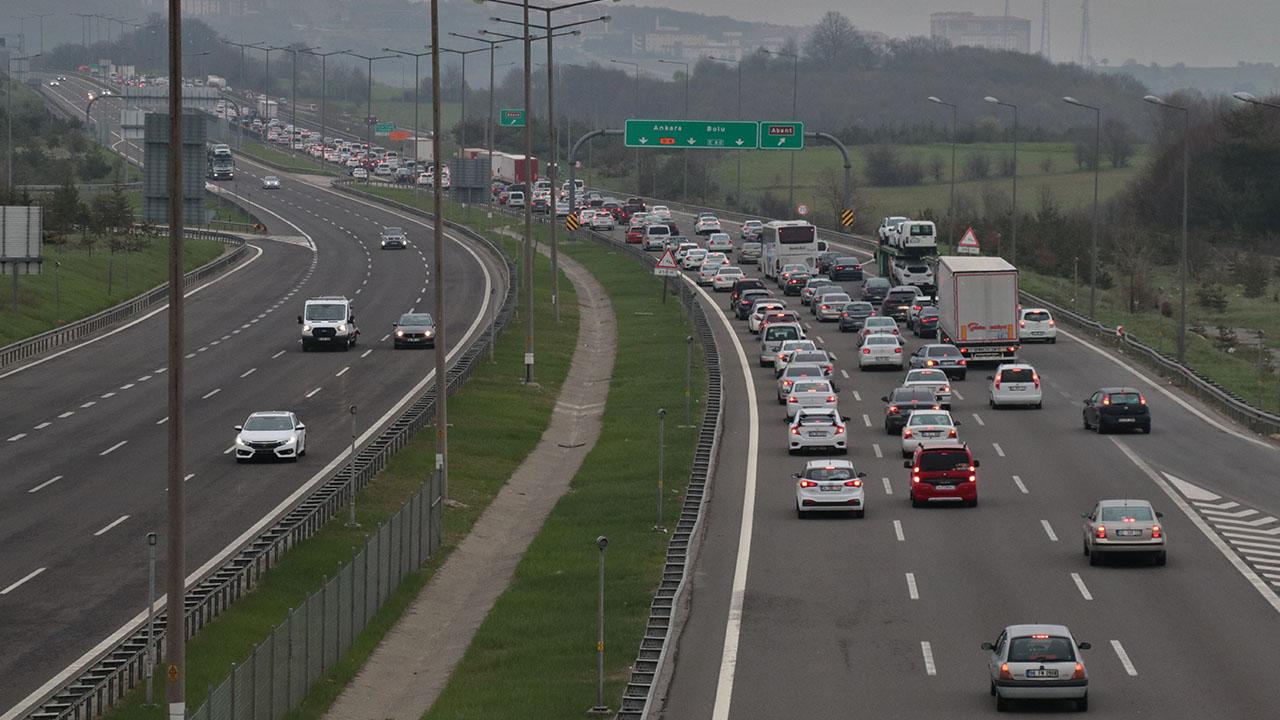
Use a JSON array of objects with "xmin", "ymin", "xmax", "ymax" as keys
[
  {"xmin": 707, "ymin": 55, "xmax": 742, "ymax": 203},
  {"xmin": 927, "ymin": 96, "xmax": 959, "ymax": 248},
  {"xmin": 274, "ymin": 44, "xmax": 318, "ymax": 135},
  {"xmin": 1143, "ymin": 93, "xmax": 1191, "ymax": 363},
  {"xmin": 1061, "ymin": 96, "xmax": 1101, "ymax": 319},
  {"xmin": 428, "ymin": 45, "xmax": 490, "ymax": 159},
  {"xmin": 763, "ymin": 47, "xmax": 799, "ymax": 215},
  {"xmin": 383, "ymin": 47, "xmax": 433, "ymax": 183},
  {"xmin": 657, "ymin": 58, "xmax": 690, "ymax": 199},
  {"xmin": 249, "ymin": 43, "xmax": 278, "ymax": 119},
  {"xmin": 7, "ymin": 53, "xmax": 40, "ymax": 189},
  {"xmin": 344, "ymin": 51, "xmax": 397, "ymax": 171},
  {"xmin": 449, "ymin": 32, "xmax": 520, "ymax": 217},
  {"xmin": 610, "ymin": 58, "xmax": 642, "ymax": 191},
  {"xmin": 303, "ymin": 49, "xmax": 348, "ymax": 168},
  {"xmin": 984, "ymin": 95, "xmax": 1018, "ymax": 264},
  {"xmin": 1232, "ymin": 91, "xmax": 1280, "ymax": 110},
  {"xmin": 28, "ymin": 12, "xmax": 52, "ymax": 55}
]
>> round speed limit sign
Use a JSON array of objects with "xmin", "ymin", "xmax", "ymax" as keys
[{"xmin": 797, "ymin": 204, "xmax": 809, "ymax": 216}]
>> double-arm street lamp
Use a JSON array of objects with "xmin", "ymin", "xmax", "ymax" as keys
[
  {"xmin": 657, "ymin": 58, "xmax": 690, "ymax": 199},
  {"xmin": 383, "ymin": 47, "xmax": 433, "ymax": 178},
  {"xmin": 449, "ymin": 31, "xmax": 520, "ymax": 215},
  {"xmin": 706, "ymin": 55, "xmax": 743, "ymax": 203},
  {"xmin": 984, "ymin": 95, "xmax": 1019, "ymax": 264},
  {"xmin": 927, "ymin": 96, "xmax": 959, "ymax": 248},
  {"xmin": 249, "ymin": 43, "xmax": 278, "ymax": 115},
  {"xmin": 1061, "ymin": 96, "xmax": 1102, "ymax": 319},
  {"xmin": 426, "ymin": 44, "xmax": 490, "ymax": 156},
  {"xmin": 274, "ymin": 45, "xmax": 319, "ymax": 133},
  {"xmin": 1232, "ymin": 91, "xmax": 1280, "ymax": 110},
  {"xmin": 1143, "ymin": 93, "xmax": 1191, "ymax": 363},
  {"xmin": 343, "ymin": 51, "xmax": 398, "ymax": 167},
  {"xmin": 303, "ymin": 49, "xmax": 348, "ymax": 167},
  {"xmin": 763, "ymin": 47, "xmax": 799, "ymax": 215}
]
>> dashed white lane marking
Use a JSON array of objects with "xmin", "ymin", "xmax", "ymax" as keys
[
  {"xmin": 7, "ymin": 433, "xmax": 26, "ymax": 442},
  {"xmin": 920, "ymin": 641, "xmax": 937, "ymax": 676},
  {"xmin": 840, "ymin": 369, "xmax": 850, "ymax": 379},
  {"xmin": 154, "ymin": 367, "xmax": 167, "ymax": 374},
  {"xmin": 272, "ymin": 350, "xmax": 286, "ymax": 359},
  {"xmin": 873, "ymin": 443, "xmax": 883, "ymax": 458},
  {"xmin": 93, "ymin": 515, "xmax": 130, "ymax": 537},
  {"xmin": 99, "ymin": 391, "xmax": 116, "ymax": 399},
  {"xmin": 862, "ymin": 414, "xmax": 872, "ymax": 427},
  {"xmin": 156, "ymin": 416, "xmax": 168, "ymax": 425},
  {"xmin": 58, "ymin": 411, "xmax": 74, "ymax": 418},
  {"xmin": 0, "ymin": 567, "xmax": 45, "ymax": 595},
  {"xmin": 99, "ymin": 441, "xmax": 127, "ymax": 456},
  {"xmin": 992, "ymin": 442, "xmax": 1006, "ymax": 457},
  {"xmin": 184, "ymin": 473, "xmax": 195, "ymax": 481},
  {"xmin": 28, "ymin": 475, "xmax": 62, "ymax": 493},
  {"xmin": 1071, "ymin": 572, "xmax": 1093, "ymax": 600},
  {"xmin": 336, "ymin": 366, "xmax": 350, "ymax": 377},
  {"xmin": 33, "ymin": 422, "xmax": 50, "ymax": 430},
  {"xmin": 971, "ymin": 413, "xmax": 985, "ymax": 426},
  {"xmin": 1012, "ymin": 475, "xmax": 1029, "ymax": 494},
  {"xmin": 906, "ymin": 573, "xmax": 919, "ymax": 600},
  {"xmin": 360, "ymin": 349, "xmax": 373, "ymax": 358},
  {"xmin": 79, "ymin": 401, "xmax": 96, "ymax": 409},
  {"xmin": 197, "ymin": 346, "xmax": 209, "ymax": 353},
  {"xmin": 305, "ymin": 387, "xmax": 322, "ymax": 398},
  {"xmin": 137, "ymin": 375, "xmax": 151, "ymax": 382},
  {"xmin": 240, "ymin": 368, "xmax": 257, "ymax": 378},
  {"xmin": 185, "ymin": 353, "xmax": 196, "ymax": 359},
  {"xmin": 894, "ymin": 520, "xmax": 905, "ymax": 542},
  {"xmin": 951, "ymin": 388, "xmax": 964, "ymax": 401},
  {"xmin": 202, "ymin": 388, "xmax": 221, "ymax": 399},
  {"xmin": 1111, "ymin": 640, "xmax": 1138, "ymax": 676},
  {"xmin": 882, "ymin": 477, "xmax": 893, "ymax": 495},
  {"xmin": 815, "ymin": 335, "xmax": 826, "ymax": 344},
  {"xmin": 851, "ymin": 390, "xmax": 860, "ymax": 401},
  {"xmin": 1041, "ymin": 519, "xmax": 1059, "ymax": 542},
  {"xmin": 381, "ymin": 334, "xmax": 391, "ymax": 342},
  {"xmin": 120, "ymin": 383, "xmax": 134, "ymax": 390}
]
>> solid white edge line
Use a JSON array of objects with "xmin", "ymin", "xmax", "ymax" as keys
[
  {"xmin": 1070, "ymin": 572, "xmax": 1093, "ymax": 600},
  {"xmin": 1110, "ymin": 639, "xmax": 1138, "ymax": 676},
  {"xmin": 1111, "ymin": 438, "xmax": 1280, "ymax": 614},
  {"xmin": 1, "ymin": 204, "xmax": 498, "ymax": 720}
]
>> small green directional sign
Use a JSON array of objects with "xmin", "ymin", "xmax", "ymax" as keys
[
  {"xmin": 500, "ymin": 108, "xmax": 526, "ymax": 127},
  {"xmin": 759, "ymin": 122, "xmax": 804, "ymax": 150},
  {"xmin": 624, "ymin": 119, "xmax": 759, "ymax": 149}
]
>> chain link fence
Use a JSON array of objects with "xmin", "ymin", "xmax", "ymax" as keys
[{"xmin": 189, "ymin": 471, "xmax": 442, "ymax": 720}]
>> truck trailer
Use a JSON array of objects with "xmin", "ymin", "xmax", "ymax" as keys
[{"xmin": 935, "ymin": 256, "xmax": 1020, "ymax": 363}]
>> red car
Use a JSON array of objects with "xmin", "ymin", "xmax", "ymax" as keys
[
  {"xmin": 904, "ymin": 443, "xmax": 979, "ymax": 508},
  {"xmin": 625, "ymin": 225, "xmax": 645, "ymax": 244}
]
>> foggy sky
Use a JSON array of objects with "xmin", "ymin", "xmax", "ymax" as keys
[{"xmin": 641, "ymin": 0, "xmax": 1280, "ymax": 67}]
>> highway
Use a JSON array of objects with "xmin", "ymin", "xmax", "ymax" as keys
[
  {"xmin": 592, "ymin": 209, "xmax": 1280, "ymax": 718},
  {"xmin": 0, "ymin": 76, "xmax": 505, "ymax": 715}
]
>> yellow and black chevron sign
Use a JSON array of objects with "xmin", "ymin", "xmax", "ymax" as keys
[
  {"xmin": 840, "ymin": 209, "xmax": 855, "ymax": 227},
  {"xmin": 565, "ymin": 213, "xmax": 581, "ymax": 231}
]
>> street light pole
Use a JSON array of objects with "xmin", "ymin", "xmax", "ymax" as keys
[
  {"xmin": 344, "ymin": 52, "xmax": 397, "ymax": 177},
  {"xmin": 610, "ymin": 58, "xmax": 641, "ymax": 191},
  {"xmin": 1144, "ymin": 94, "xmax": 1191, "ymax": 363},
  {"xmin": 274, "ymin": 45, "xmax": 318, "ymax": 136},
  {"xmin": 984, "ymin": 96, "xmax": 1018, "ymax": 264},
  {"xmin": 927, "ymin": 96, "xmax": 959, "ymax": 249},
  {"xmin": 450, "ymin": 33, "xmax": 519, "ymax": 219},
  {"xmin": 304, "ymin": 49, "xmax": 347, "ymax": 169},
  {"xmin": 708, "ymin": 55, "xmax": 742, "ymax": 204},
  {"xmin": 1061, "ymin": 96, "xmax": 1102, "ymax": 319},
  {"xmin": 1233, "ymin": 91, "xmax": 1280, "ymax": 111},
  {"xmin": 249, "ymin": 44, "xmax": 277, "ymax": 119},
  {"xmin": 657, "ymin": 59, "xmax": 690, "ymax": 199},
  {"xmin": 384, "ymin": 48, "xmax": 432, "ymax": 184}
]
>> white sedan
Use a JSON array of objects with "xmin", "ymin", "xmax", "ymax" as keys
[
  {"xmin": 773, "ymin": 340, "xmax": 820, "ymax": 376},
  {"xmin": 261, "ymin": 176, "xmax": 281, "ymax": 189},
  {"xmin": 673, "ymin": 242, "xmax": 700, "ymax": 263},
  {"xmin": 988, "ymin": 363, "xmax": 1043, "ymax": 409},
  {"xmin": 748, "ymin": 302, "xmax": 787, "ymax": 334},
  {"xmin": 697, "ymin": 261, "xmax": 726, "ymax": 286},
  {"xmin": 788, "ymin": 407, "xmax": 848, "ymax": 455},
  {"xmin": 707, "ymin": 232, "xmax": 733, "ymax": 252},
  {"xmin": 651, "ymin": 205, "xmax": 672, "ymax": 220},
  {"xmin": 794, "ymin": 459, "xmax": 866, "ymax": 518},
  {"xmin": 588, "ymin": 211, "xmax": 616, "ymax": 230},
  {"xmin": 859, "ymin": 333, "xmax": 905, "ymax": 370},
  {"xmin": 859, "ymin": 317, "xmax": 901, "ymax": 344},
  {"xmin": 1020, "ymin": 307, "xmax": 1057, "ymax": 342},
  {"xmin": 903, "ymin": 368, "xmax": 953, "ymax": 408},
  {"xmin": 900, "ymin": 410, "xmax": 959, "ymax": 457},
  {"xmin": 681, "ymin": 248, "xmax": 707, "ymax": 270},
  {"xmin": 695, "ymin": 215, "xmax": 722, "ymax": 235},
  {"xmin": 234, "ymin": 411, "xmax": 307, "ymax": 463},
  {"xmin": 712, "ymin": 266, "xmax": 745, "ymax": 291},
  {"xmin": 785, "ymin": 378, "xmax": 838, "ymax": 418}
]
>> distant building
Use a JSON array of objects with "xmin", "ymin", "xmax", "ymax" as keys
[
  {"xmin": 930, "ymin": 11, "xmax": 1031, "ymax": 53},
  {"xmin": 634, "ymin": 13, "xmax": 744, "ymax": 62}
]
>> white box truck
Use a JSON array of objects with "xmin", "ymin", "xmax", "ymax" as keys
[{"xmin": 935, "ymin": 256, "xmax": 1020, "ymax": 362}]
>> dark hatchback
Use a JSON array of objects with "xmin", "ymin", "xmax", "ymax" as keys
[
  {"xmin": 783, "ymin": 273, "xmax": 811, "ymax": 296},
  {"xmin": 862, "ymin": 276, "xmax": 891, "ymax": 303},
  {"xmin": 735, "ymin": 289, "xmax": 774, "ymax": 319},
  {"xmin": 838, "ymin": 301, "xmax": 876, "ymax": 332},
  {"xmin": 829, "ymin": 257, "xmax": 864, "ymax": 281},
  {"xmin": 815, "ymin": 251, "xmax": 840, "ymax": 274},
  {"xmin": 882, "ymin": 386, "xmax": 943, "ymax": 435},
  {"xmin": 730, "ymin": 278, "xmax": 768, "ymax": 307},
  {"xmin": 1083, "ymin": 387, "xmax": 1151, "ymax": 433},
  {"xmin": 913, "ymin": 308, "xmax": 940, "ymax": 338}
]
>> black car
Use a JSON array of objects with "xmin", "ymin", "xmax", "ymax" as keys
[
  {"xmin": 1083, "ymin": 387, "xmax": 1151, "ymax": 433},
  {"xmin": 730, "ymin": 278, "xmax": 768, "ymax": 308},
  {"xmin": 829, "ymin": 257, "xmax": 864, "ymax": 281},
  {"xmin": 881, "ymin": 288, "xmax": 922, "ymax": 322},
  {"xmin": 908, "ymin": 344, "xmax": 968, "ymax": 380},
  {"xmin": 882, "ymin": 386, "xmax": 943, "ymax": 435},
  {"xmin": 862, "ymin": 276, "xmax": 891, "ymax": 303},
  {"xmin": 815, "ymin": 251, "xmax": 840, "ymax": 274},
  {"xmin": 838, "ymin": 301, "xmax": 875, "ymax": 332},
  {"xmin": 914, "ymin": 308, "xmax": 940, "ymax": 338},
  {"xmin": 783, "ymin": 273, "xmax": 811, "ymax": 296},
  {"xmin": 735, "ymin": 290, "xmax": 774, "ymax": 319},
  {"xmin": 393, "ymin": 312, "xmax": 436, "ymax": 349}
]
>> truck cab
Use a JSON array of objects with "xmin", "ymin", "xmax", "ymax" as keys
[{"xmin": 299, "ymin": 296, "xmax": 358, "ymax": 351}]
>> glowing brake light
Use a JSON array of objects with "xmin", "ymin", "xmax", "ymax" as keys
[
  {"xmin": 1151, "ymin": 524, "xmax": 1162, "ymax": 538},
  {"xmin": 999, "ymin": 663, "xmax": 1013, "ymax": 681},
  {"xmin": 1032, "ymin": 372, "xmax": 1041, "ymax": 389},
  {"xmin": 1096, "ymin": 524, "xmax": 1107, "ymax": 539},
  {"xmin": 788, "ymin": 396, "xmax": 798, "ymax": 403},
  {"xmin": 1049, "ymin": 319, "xmax": 1057, "ymax": 327},
  {"xmin": 844, "ymin": 479, "xmax": 863, "ymax": 487},
  {"xmin": 903, "ymin": 428, "xmax": 914, "ymax": 438},
  {"xmin": 863, "ymin": 347, "xmax": 871, "ymax": 354},
  {"xmin": 926, "ymin": 360, "xmax": 936, "ymax": 367},
  {"xmin": 1121, "ymin": 516, "xmax": 1137, "ymax": 523},
  {"xmin": 798, "ymin": 479, "xmax": 817, "ymax": 488},
  {"xmin": 1019, "ymin": 320, "xmax": 1026, "ymax": 328},
  {"xmin": 826, "ymin": 395, "xmax": 837, "ymax": 402},
  {"xmin": 790, "ymin": 426, "xmax": 801, "ymax": 435},
  {"xmin": 1030, "ymin": 634, "xmax": 1050, "ymax": 640},
  {"xmin": 1102, "ymin": 396, "xmax": 1111, "ymax": 406},
  {"xmin": 948, "ymin": 428, "xmax": 958, "ymax": 438},
  {"xmin": 1071, "ymin": 662, "xmax": 1085, "ymax": 680},
  {"xmin": 889, "ymin": 405, "xmax": 899, "ymax": 413},
  {"xmin": 894, "ymin": 347, "xmax": 902, "ymax": 353},
  {"xmin": 993, "ymin": 375, "xmax": 1001, "ymax": 390},
  {"xmin": 1139, "ymin": 395, "xmax": 1147, "ymax": 405}
]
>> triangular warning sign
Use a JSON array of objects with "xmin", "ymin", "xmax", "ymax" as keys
[
  {"xmin": 655, "ymin": 249, "xmax": 680, "ymax": 270},
  {"xmin": 958, "ymin": 227, "xmax": 980, "ymax": 248}
]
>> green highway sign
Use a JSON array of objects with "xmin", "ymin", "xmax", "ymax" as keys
[
  {"xmin": 500, "ymin": 108, "xmax": 526, "ymax": 127},
  {"xmin": 374, "ymin": 122, "xmax": 395, "ymax": 136},
  {"xmin": 759, "ymin": 122, "xmax": 804, "ymax": 150},
  {"xmin": 625, "ymin": 119, "xmax": 759, "ymax": 149}
]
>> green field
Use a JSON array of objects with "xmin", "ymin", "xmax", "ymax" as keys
[{"xmin": 0, "ymin": 236, "xmax": 225, "ymax": 347}]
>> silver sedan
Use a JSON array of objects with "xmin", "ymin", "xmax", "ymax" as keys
[{"xmin": 1082, "ymin": 499, "xmax": 1166, "ymax": 565}]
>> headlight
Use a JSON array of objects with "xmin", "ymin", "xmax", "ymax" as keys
[
  {"xmin": 234, "ymin": 436, "xmax": 249, "ymax": 448},
  {"xmin": 302, "ymin": 324, "xmax": 312, "ymax": 332},
  {"xmin": 396, "ymin": 330, "xmax": 404, "ymax": 337},
  {"xmin": 424, "ymin": 330, "xmax": 434, "ymax": 337},
  {"xmin": 280, "ymin": 436, "xmax": 297, "ymax": 447},
  {"xmin": 337, "ymin": 323, "xmax": 347, "ymax": 333}
]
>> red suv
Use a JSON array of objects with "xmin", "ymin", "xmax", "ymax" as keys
[{"xmin": 904, "ymin": 443, "xmax": 979, "ymax": 508}]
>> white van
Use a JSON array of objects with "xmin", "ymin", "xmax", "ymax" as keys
[
  {"xmin": 892, "ymin": 220, "xmax": 937, "ymax": 250},
  {"xmin": 643, "ymin": 224, "xmax": 672, "ymax": 251},
  {"xmin": 759, "ymin": 322, "xmax": 806, "ymax": 367}
]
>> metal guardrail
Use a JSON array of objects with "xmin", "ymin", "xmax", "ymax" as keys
[
  {"xmin": 23, "ymin": 196, "xmax": 517, "ymax": 720},
  {"xmin": 0, "ymin": 229, "xmax": 248, "ymax": 371},
  {"xmin": 567, "ymin": 227, "xmax": 724, "ymax": 719}
]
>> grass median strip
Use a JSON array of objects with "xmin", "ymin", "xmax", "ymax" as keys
[
  {"xmin": 104, "ymin": 235, "xmax": 576, "ymax": 719},
  {"xmin": 421, "ymin": 236, "xmax": 706, "ymax": 718}
]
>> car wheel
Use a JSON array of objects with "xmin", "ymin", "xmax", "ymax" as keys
[
  {"xmin": 957, "ymin": 372, "xmax": 966, "ymax": 381},
  {"xmin": 911, "ymin": 497, "xmax": 922, "ymax": 508},
  {"xmin": 235, "ymin": 457, "xmax": 247, "ymax": 464},
  {"xmin": 759, "ymin": 358, "xmax": 769, "ymax": 367},
  {"xmin": 1089, "ymin": 550, "xmax": 1100, "ymax": 566},
  {"xmin": 996, "ymin": 695, "xmax": 1009, "ymax": 712},
  {"xmin": 1050, "ymin": 337, "xmax": 1057, "ymax": 344},
  {"xmin": 1076, "ymin": 694, "xmax": 1088, "ymax": 712},
  {"xmin": 1155, "ymin": 551, "xmax": 1167, "ymax": 566},
  {"xmin": 777, "ymin": 396, "xmax": 785, "ymax": 406},
  {"xmin": 788, "ymin": 448, "xmax": 797, "ymax": 456},
  {"xmin": 902, "ymin": 450, "xmax": 912, "ymax": 458},
  {"xmin": 796, "ymin": 506, "xmax": 807, "ymax": 519},
  {"xmin": 967, "ymin": 498, "xmax": 978, "ymax": 508},
  {"xmin": 1083, "ymin": 540, "xmax": 1090, "ymax": 556},
  {"xmin": 989, "ymin": 398, "xmax": 996, "ymax": 409},
  {"xmin": 1034, "ymin": 402, "xmax": 1043, "ymax": 409},
  {"xmin": 885, "ymin": 425, "xmax": 897, "ymax": 436},
  {"xmin": 1082, "ymin": 414, "xmax": 1091, "ymax": 430},
  {"xmin": 853, "ymin": 509, "xmax": 865, "ymax": 519},
  {"xmin": 1096, "ymin": 420, "xmax": 1107, "ymax": 435},
  {"xmin": 1141, "ymin": 423, "xmax": 1152, "ymax": 434}
]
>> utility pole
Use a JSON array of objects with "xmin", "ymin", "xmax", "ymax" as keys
[
  {"xmin": 430, "ymin": 1, "xmax": 450, "ymax": 497},
  {"xmin": 275, "ymin": 45, "xmax": 318, "ymax": 136},
  {"xmin": 449, "ymin": 32, "xmax": 519, "ymax": 219},
  {"xmin": 384, "ymin": 48, "xmax": 432, "ymax": 185},
  {"xmin": 304, "ymin": 49, "xmax": 347, "ymax": 169},
  {"xmin": 927, "ymin": 96, "xmax": 959, "ymax": 249},
  {"xmin": 344, "ymin": 52, "xmax": 397, "ymax": 177},
  {"xmin": 1143, "ymin": 94, "xmax": 1190, "ymax": 363}
]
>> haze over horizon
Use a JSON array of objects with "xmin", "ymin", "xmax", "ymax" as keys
[{"xmin": 632, "ymin": 0, "xmax": 1280, "ymax": 68}]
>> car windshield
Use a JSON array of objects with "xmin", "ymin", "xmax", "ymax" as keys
[
  {"xmin": 383, "ymin": 227, "xmax": 402, "ymax": 235},
  {"xmin": 1008, "ymin": 636, "xmax": 1076, "ymax": 663},
  {"xmin": 866, "ymin": 336, "xmax": 898, "ymax": 345},
  {"xmin": 908, "ymin": 371, "xmax": 946, "ymax": 383},
  {"xmin": 1108, "ymin": 392, "xmax": 1143, "ymax": 404},
  {"xmin": 920, "ymin": 310, "xmax": 939, "ymax": 319},
  {"xmin": 792, "ymin": 381, "xmax": 830, "ymax": 394},
  {"xmin": 909, "ymin": 413, "xmax": 951, "ymax": 426},
  {"xmin": 305, "ymin": 303, "xmax": 347, "ymax": 321},
  {"xmin": 785, "ymin": 364, "xmax": 822, "ymax": 378},
  {"xmin": 798, "ymin": 413, "xmax": 836, "ymax": 426},
  {"xmin": 399, "ymin": 314, "xmax": 433, "ymax": 326},
  {"xmin": 867, "ymin": 318, "xmax": 896, "ymax": 327},
  {"xmin": 895, "ymin": 388, "xmax": 940, "ymax": 403},
  {"xmin": 1000, "ymin": 368, "xmax": 1035, "ymax": 383},
  {"xmin": 820, "ymin": 294, "xmax": 851, "ymax": 304},
  {"xmin": 1099, "ymin": 506, "xmax": 1155, "ymax": 521},
  {"xmin": 766, "ymin": 326, "xmax": 800, "ymax": 341},
  {"xmin": 918, "ymin": 449, "xmax": 971, "ymax": 472},
  {"xmin": 792, "ymin": 352, "xmax": 827, "ymax": 364},
  {"xmin": 867, "ymin": 278, "xmax": 891, "ymax": 289},
  {"xmin": 782, "ymin": 341, "xmax": 816, "ymax": 352},
  {"xmin": 804, "ymin": 466, "xmax": 853, "ymax": 480},
  {"xmin": 1024, "ymin": 310, "xmax": 1052, "ymax": 321},
  {"xmin": 910, "ymin": 224, "xmax": 934, "ymax": 236},
  {"xmin": 244, "ymin": 415, "xmax": 293, "ymax": 431},
  {"xmin": 930, "ymin": 346, "xmax": 964, "ymax": 359},
  {"xmin": 719, "ymin": 268, "xmax": 743, "ymax": 276},
  {"xmin": 836, "ymin": 257, "xmax": 859, "ymax": 265},
  {"xmin": 846, "ymin": 303, "xmax": 873, "ymax": 313}
]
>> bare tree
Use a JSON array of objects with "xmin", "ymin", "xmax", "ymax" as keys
[
  {"xmin": 1102, "ymin": 118, "xmax": 1136, "ymax": 168},
  {"xmin": 928, "ymin": 155, "xmax": 945, "ymax": 182},
  {"xmin": 804, "ymin": 11, "xmax": 877, "ymax": 68}
]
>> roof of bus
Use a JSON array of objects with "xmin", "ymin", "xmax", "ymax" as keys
[{"xmin": 763, "ymin": 220, "xmax": 815, "ymax": 228}]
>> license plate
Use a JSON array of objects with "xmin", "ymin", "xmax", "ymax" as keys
[
  {"xmin": 820, "ymin": 485, "xmax": 842, "ymax": 492},
  {"xmin": 808, "ymin": 432, "xmax": 827, "ymax": 438},
  {"xmin": 407, "ymin": 338, "xmax": 419, "ymax": 342},
  {"xmin": 1007, "ymin": 385, "xmax": 1025, "ymax": 391},
  {"xmin": 923, "ymin": 431, "xmax": 941, "ymax": 437},
  {"xmin": 1026, "ymin": 669, "xmax": 1059, "ymax": 679},
  {"xmin": 1029, "ymin": 331, "xmax": 1044, "ymax": 336},
  {"xmin": 1118, "ymin": 417, "xmax": 1135, "ymax": 423},
  {"xmin": 935, "ymin": 484, "xmax": 954, "ymax": 490},
  {"xmin": 1117, "ymin": 529, "xmax": 1142, "ymax": 537},
  {"xmin": 318, "ymin": 337, "xmax": 331, "ymax": 342}
]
